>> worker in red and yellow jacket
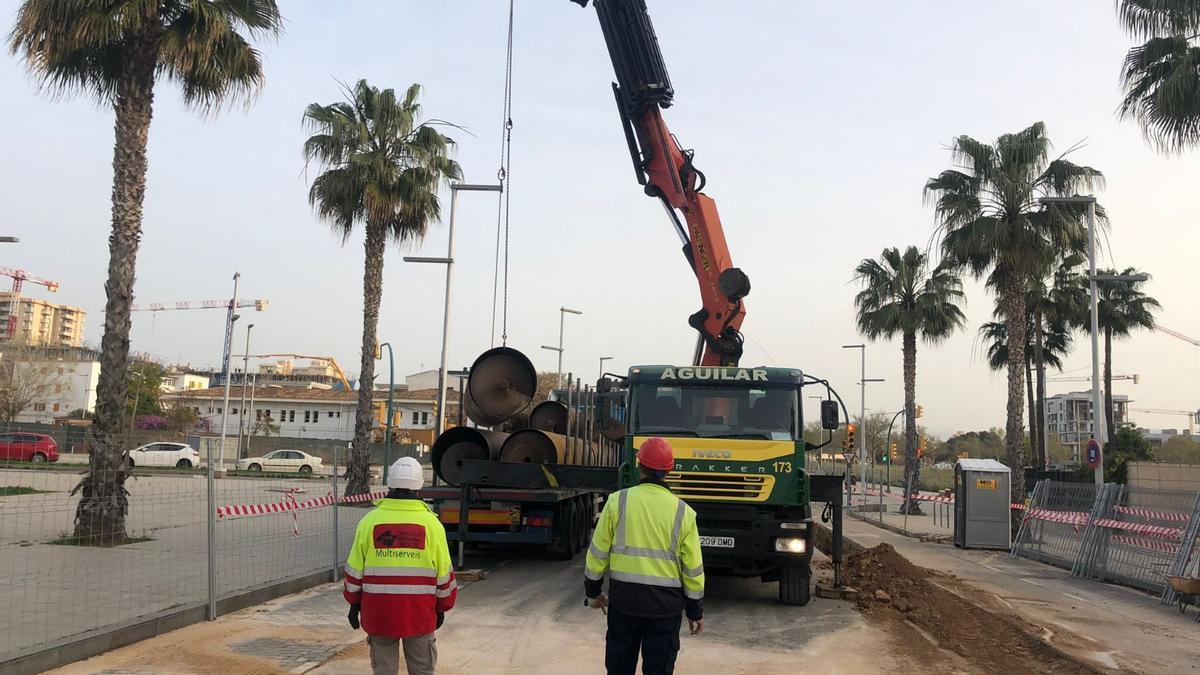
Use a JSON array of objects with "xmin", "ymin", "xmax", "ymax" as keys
[{"xmin": 344, "ymin": 457, "xmax": 456, "ymax": 675}]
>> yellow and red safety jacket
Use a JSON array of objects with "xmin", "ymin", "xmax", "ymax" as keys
[{"xmin": 344, "ymin": 497, "xmax": 457, "ymax": 638}]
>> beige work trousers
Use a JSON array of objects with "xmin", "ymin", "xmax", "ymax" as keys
[{"xmin": 368, "ymin": 633, "xmax": 437, "ymax": 675}]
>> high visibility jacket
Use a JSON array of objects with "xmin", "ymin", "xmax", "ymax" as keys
[
  {"xmin": 585, "ymin": 481, "xmax": 705, "ymax": 620},
  {"xmin": 344, "ymin": 497, "xmax": 457, "ymax": 638}
]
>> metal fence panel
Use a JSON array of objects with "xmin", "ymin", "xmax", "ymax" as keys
[
  {"xmin": 1084, "ymin": 485, "xmax": 1199, "ymax": 594},
  {"xmin": 1162, "ymin": 493, "xmax": 1200, "ymax": 605},
  {"xmin": 1011, "ymin": 480, "xmax": 1097, "ymax": 570},
  {"xmin": 0, "ymin": 432, "xmax": 409, "ymax": 666}
]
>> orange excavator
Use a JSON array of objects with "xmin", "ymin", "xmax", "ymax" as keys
[{"xmin": 572, "ymin": 0, "xmax": 750, "ymax": 367}]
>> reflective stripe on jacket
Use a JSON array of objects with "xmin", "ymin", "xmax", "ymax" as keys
[
  {"xmin": 344, "ymin": 497, "xmax": 456, "ymax": 638},
  {"xmin": 585, "ymin": 481, "xmax": 705, "ymax": 618}
]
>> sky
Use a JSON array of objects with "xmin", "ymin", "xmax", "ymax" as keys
[{"xmin": 1, "ymin": 0, "xmax": 1198, "ymax": 438}]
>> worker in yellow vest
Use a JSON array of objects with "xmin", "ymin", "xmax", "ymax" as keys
[
  {"xmin": 344, "ymin": 456, "xmax": 456, "ymax": 675},
  {"xmin": 585, "ymin": 437, "xmax": 705, "ymax": 675}
]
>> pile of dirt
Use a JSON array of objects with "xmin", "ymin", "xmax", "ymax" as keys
[{"xmin": 843, "ymin": 544, "xmax": 1103, "ymax": 675}]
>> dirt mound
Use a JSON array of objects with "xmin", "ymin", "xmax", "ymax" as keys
[{"xmin": 844, "ymin": 544, "xmax": 1103, "ymax": 675}]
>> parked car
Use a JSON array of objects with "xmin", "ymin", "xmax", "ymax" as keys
[
  {"xmin": 0, "ymin": 433, "xmax": 59, "ymax": 462},
  {"xmin": 932, "ymin": 461, "xmax": 954, "ymax": 470},
  {"xmin": 236, "ymin": 449, "xmax": 322, "ymax": 474},
  {"xmin": 127, "ymin": 442, "xmax": 200, "ymax": 468}
]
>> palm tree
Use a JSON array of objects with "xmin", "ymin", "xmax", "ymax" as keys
[
  {"xmin": 9, "ymin": 0, "xmax": 283, "ymax": 544},
  {"xmin": 979, "ymin": 312, "xmax": 1072, "ymax": 469},
  {"xmin": 854, "ymin": 246, "xmax": 966, "ymax": 514},
  {"xmin": 925, "ymin": 122, "xmax": 1103, "ymax": 502},
  {"xmin": 304, "ymin": 81, "xmax": 462, "ymax": 496},
  {"xmin": 1080, "ymin": 268, "xmax": 1160, "ymax": 438},
  {"xmin": 1116, "ymin": 1, "xmax": 1200, "ymax": 153}
]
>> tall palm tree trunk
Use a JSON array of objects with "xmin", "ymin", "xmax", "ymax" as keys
[
  {"xmin": 346, "ymin": 224, "xmax": 387, "ymax": 496},
  {"xmin": 900, "ymin": 330, "xmax": 921, "ymax": 514},
  {"xmin": 1104, "ymin": 326, "xmax": 1114, "ymax": 440},
  {"xmin": 1025, "ymin": 358, "xmax": 1037, "ymax": 468},
  {"xmin": 72, "ymin": 44, "xmax": 157, "ymax": 544},
  {"xmin": 1001, "ymin": 280, "xmax": 1027, "ymax": 504},
  {"xmin": 1034, "ymin": 318, "xmax": 1047, "ymax": 469}
]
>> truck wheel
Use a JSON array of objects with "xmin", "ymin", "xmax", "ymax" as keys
[
  {"xmin": 573, "ymin": 498, "xmax": 588, "ymax": 554},
  {"xmin": 548, "ymin": 501, "xmax": 576, "ymax": 561},
  {"xmin": 779, "ymin": 561, "xmax": 812, "ymax": 606}
]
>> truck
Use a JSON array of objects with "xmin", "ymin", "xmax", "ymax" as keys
[{"xmin": 422, "ymin": 0, "xmax": 850, "ymax": 605}]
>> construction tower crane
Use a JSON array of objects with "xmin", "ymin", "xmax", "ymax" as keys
[
  {"xmin": 1130, "ymin": 407, "xmax": 1199, "ymax": 435},
  {"xmin": 0, "ymin": 266, "xmax": 61, "ymax": 340},
  {"xmin": 238, "ymin": 353, "xmax": 351, "ymax": 391},
  {"xmin": 1156, "ymin": 325, "xmax": 1200, "ymax": 347},
  {"xmin": 131, "ymin": 299, "xmax": 268, "ymax": 312},
  {"xmin": 1046, "ymin": 374, "xmax": 1140, "ymax": 384}
]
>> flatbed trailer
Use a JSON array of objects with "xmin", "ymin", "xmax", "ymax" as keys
[{"xmin": 419, "ymin": 460, "xmax": 619, "ymax": 563}]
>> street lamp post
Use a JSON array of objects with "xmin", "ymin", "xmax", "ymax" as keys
[
  {"xmin": 0, "ymin": 237, "xmax": 18, "ymax": 243},
  {"xmin": 236, "ymin": 323, "xmax": 254, "ymax": 458},
  {"xmin": 404, "ymin": 182, "xmax": 502, "ymax": 441},
  {"xmin": 842, "ymin": 343, "xmax": 884, "ymax": 506},
  {"xmin": 541, "ymin": 307, "xmax": 583, "ymax": 389},
  {"xmin": 1038, "ymin": 196, "xmax": 1147, "ymax": 487},
  {"xmin": 599, "ymin": 356, "xmax": 613, "ymax": 380}
]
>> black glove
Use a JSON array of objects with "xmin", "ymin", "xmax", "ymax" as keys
[
  {"xmin": 436, "ymin": 612, "xmax": 445, "ymax": 629},
  {"xmin": 348, "ymin": 603, "xmax": 361, "ymax": 630}
]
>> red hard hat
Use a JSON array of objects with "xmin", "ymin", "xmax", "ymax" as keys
[{"xmin": 637, "ymin": 437, "xmax": 675, "ymax": 472}]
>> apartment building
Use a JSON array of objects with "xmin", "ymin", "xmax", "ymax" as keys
[
  {"xmin": 4, "ymin": 358, "xmax": 101, "ymax": 423},
  {"xmin": 1045, "ymin": 391, "xmax": 1129, "ymax": 462},
  {"xmin": 0, "ymin": 293, "xmax": 85, "ymax": 347}
]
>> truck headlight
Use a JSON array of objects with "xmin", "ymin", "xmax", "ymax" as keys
[{"xmin": 774, "ymin": 537, "xmax": 807, "ymax": 554}]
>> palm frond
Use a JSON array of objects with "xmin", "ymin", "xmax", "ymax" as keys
[{"xmin": 1119, "ymin": 35, "xmax": 1200, "ymax": 153}]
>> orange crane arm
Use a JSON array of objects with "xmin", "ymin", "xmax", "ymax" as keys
[
  {"xmin": 1156, "ymin": 325, "xmax": 1200, "ymax": 347},
  {"xmin": 131, "ymin": 299, "xmax": 268, "ymax": 312},
  {"xmin": 244, "ymin": 353, "xmax": 351, "ymax": 391},
  {"xmin": 575, "ymin": 0, "xmax": 749, "ymax": 367},
  {"xmin": 0, "ymin": 266, "xmax": 59, "ymax": 293}
]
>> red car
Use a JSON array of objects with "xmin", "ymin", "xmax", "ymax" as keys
[{"xmin": 0, "ymin": 433, "xmax": 59, "ymax": 462}]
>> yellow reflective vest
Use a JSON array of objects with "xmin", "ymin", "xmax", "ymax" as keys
[{"xmin": 585, "ymin": 481, "xmax": 705, "ymax": 617}]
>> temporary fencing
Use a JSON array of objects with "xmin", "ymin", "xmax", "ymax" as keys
[
  {"xmin": 1012, "ymin": 480, "xmax": 1200, "ymax": 599},
  {"xmin": 0, "ymin": 438, "xmax": 413, "ymax": 668}
]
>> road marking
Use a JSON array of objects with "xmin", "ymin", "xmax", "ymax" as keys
[
  {"xmin": 1061, "ymin": 592, "xmax": 1093, "ymax": 605},
  {"xmin": 1019, "ymin": 577, "xmax": 1045, "ymax": 588}
]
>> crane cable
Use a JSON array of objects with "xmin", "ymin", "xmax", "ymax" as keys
[{"xmin": 492, "ymin": 0, "xmax": 516, "ymax": 348}]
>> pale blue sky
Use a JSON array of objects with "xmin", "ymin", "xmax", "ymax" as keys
[{"xmin": 2, "ymin": 0, "xmax": 1197, "ymax": 437}]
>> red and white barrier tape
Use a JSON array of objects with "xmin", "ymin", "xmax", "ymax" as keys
[
  {"xmin": 1093, "ymin": 517, "xmax": 1182, "ymax": 540},
  {"xmin": 1112, "ymin": 505, "xmax": 1191, "ymax": 523},
  {"xmin": 215, "ymin": 488, "xmax": 389, "ymax": 534},
  {"xmin": 1111, "ymin": 534, "xmax": 1180, "ymax": 554},
  {"xmin": 1023, "ymin": 508, "xmax": 1091, "ymax": 526},
  {"xmin": 860, "ymin": 485, "xmax": 1026, "ymax": 511}
]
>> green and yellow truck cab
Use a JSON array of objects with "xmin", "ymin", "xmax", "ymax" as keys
[{"xmin": 622, "ymin": 364, "xmax": 814, "ymax": 605}]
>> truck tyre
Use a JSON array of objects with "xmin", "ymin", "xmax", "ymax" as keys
[
  {"xmin": 779, "ymin": 561, "xmax": 812, "ymax": 606},
  {"xmin": 573, "ymin": 498, "xmax": 588, "ymax": 554},
  {"xmin": 548, "ymin": 501, "xmax": 576, "ymax": 561}
]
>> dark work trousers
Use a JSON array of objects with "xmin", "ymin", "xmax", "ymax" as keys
[{"xmin": 604, "ymin": 607, "xmax": 683, "ymax": 675}]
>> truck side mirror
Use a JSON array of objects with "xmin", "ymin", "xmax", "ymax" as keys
[{"xmin": 820, "ymin": 400, "xmax": 839, "ymax": 430}]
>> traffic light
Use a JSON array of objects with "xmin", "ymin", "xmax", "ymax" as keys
[
  {"xmin": 916, "ymin": 404, "xmax": 924, "ymax": 419},
  {"xmin": 890, "ymin": 442, "xmax": 898, "ymax": 462},
  {"xmin": 917, "ymin": 434, "xmax": 925, "ymax": 459},
  {"xmin": 844, "ymin": 423, "xmax": 857, "ymax": 451}
]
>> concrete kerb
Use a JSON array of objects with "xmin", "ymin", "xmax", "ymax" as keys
[{"xmin": 0, "ymin": 570, "xmax": 336, "ymax": 675}]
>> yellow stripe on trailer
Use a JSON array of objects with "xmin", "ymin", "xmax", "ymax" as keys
[{"xmin": 438, "ymin": 508, "xmax": 519, "ymax": 526}]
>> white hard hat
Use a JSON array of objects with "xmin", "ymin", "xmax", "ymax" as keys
[{"xmin": 386, "ymin": 456, "xmax": 425, "ymax": 490}]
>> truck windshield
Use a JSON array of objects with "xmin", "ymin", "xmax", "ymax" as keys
[{"xmin": 632, "ymin": 384, "xmax": 799, "ymax": 441}]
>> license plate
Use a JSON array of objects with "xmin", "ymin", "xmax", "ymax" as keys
[{"xmin": 699, "ymin": 536, "xmax": 735, "ymax": 549}]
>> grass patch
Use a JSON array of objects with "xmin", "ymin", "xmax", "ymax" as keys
[
  {"xmin": 48, "ymin": 532, "xmax": 154, "ymax": 547},
  {"xmin": 0, "ymin": 486, "xmax": 51, "ymax": 497}
]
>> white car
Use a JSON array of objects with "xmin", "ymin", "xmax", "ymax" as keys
[
  {"xmin": 236, "ymin": 449, "xmax": 323, "ymax": 475},
  {"xmin": 128, "ymin": 442, "xmax": 201, "ymax": 468}
]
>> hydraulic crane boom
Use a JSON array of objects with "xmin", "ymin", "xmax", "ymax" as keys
[{"xmin": 574, "ymin": 0, "xmax": 750, "ymax": 367}]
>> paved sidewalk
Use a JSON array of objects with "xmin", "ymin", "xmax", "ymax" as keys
[{"xmin": 844, "ymin": 518, "xmax": 1200, "ymax": 674}]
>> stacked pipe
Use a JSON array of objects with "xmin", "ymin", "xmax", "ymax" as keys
[{"xmin": 430, "ymin": 346, "xmax": 620, "ymax": 485}]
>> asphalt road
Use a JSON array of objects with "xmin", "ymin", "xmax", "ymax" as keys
[{"xmin": 48, "ymin": 547, "xmax": 909, "ymax": 675}]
